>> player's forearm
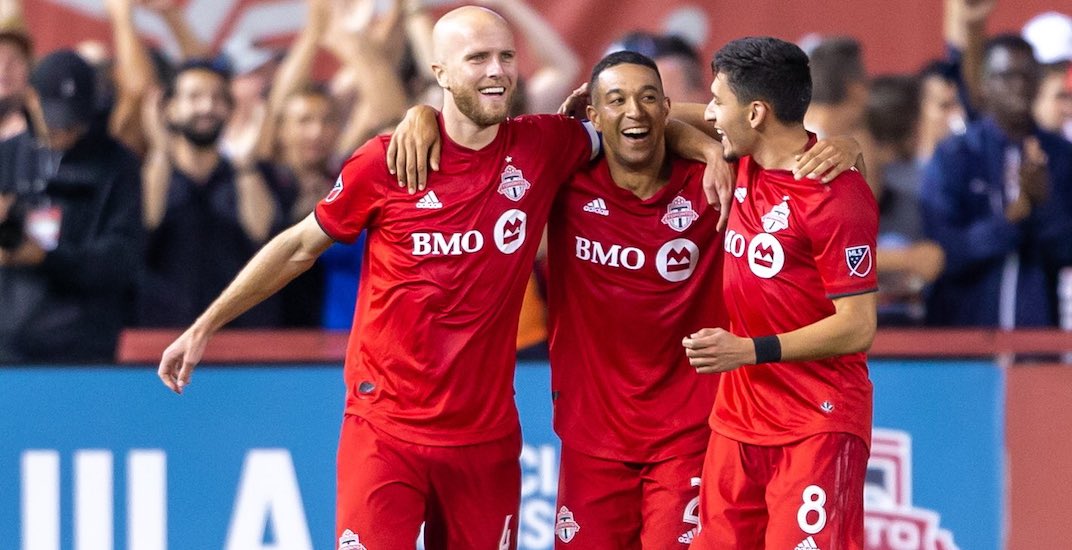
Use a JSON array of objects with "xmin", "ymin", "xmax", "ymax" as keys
[
  {"xmin": 771, "ymin": 293, "xmax": 877, "ymax": 362},
  {"xmin": 191, "ymin": 216, "xmax": 329, "ymax": 336},
  {"xmin": 669, "ymin": 102, "xmax": 718, "ymax": 139},
  {"xmin": 665, "ymin": 119, "xmax": 722, "ymax": 164}
]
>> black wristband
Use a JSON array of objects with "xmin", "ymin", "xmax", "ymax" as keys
[{"xmin": 753, "ymin": 335, "xmax": 782, "ymax": 364}]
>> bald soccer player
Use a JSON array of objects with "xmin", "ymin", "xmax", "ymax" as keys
[{"xmin": 156, "ymin": 6, "xmax": 603, "ymax": 549}]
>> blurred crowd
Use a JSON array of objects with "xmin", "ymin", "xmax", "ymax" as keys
[{"xmin": 0, "ymin": 0, "xmax": 1070, "ymax": 362}]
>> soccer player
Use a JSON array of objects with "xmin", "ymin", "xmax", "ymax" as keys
[
  {"xmin": 682, "ymin": 37, "xmax": 878, "ymax": 550},
  {"xmin": 156, "ymin": 6, "xmax": 603, "ymax": 549},
  {"xmin": 392, "ymin": 49, "xmax": 863, "ymax": 548},
  {"xmin": 545, "ymin": 50, "xmax": 724, "ymax": 548}
]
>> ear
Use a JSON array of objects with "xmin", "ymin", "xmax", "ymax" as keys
[
  {"xmin": 749, "ymin": 101, "xmax": 769, "ymax": 129},
  {"xmin": 586, "ymin": 104, "xmax": 602, "ymax": 132},
  {"xmin": 432, "ymin": 63, "xmax": 449, "ymax": 90}
]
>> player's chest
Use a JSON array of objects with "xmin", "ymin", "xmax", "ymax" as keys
[
  {"xmin": 723, "ymin": 186, "xmax": 810, "ymax": 280},
  {"xmin": 556, "ymin": 182, "xmax": 719, "ymax": 283},
  {"xmin": 378, "ymin": 156, "xmax": 556, "ymax": 258}
]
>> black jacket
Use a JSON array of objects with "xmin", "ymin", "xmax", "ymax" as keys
[{"xmin": 0, "ymin": 126, "xmax": 143, "ymax": 363}]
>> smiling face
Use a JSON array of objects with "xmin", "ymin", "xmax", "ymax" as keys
[
  {"xmin": 587, "ymin": 62, "xmax": 670, "ymax": 170},
  {"xmin": 432, "ymin": 8, "xmax": 518, "ymax": 128},
  {"xmin": 704, "ymin": 71, "xmax": 757, "ymax": 162}
]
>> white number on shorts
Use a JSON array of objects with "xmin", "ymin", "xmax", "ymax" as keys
[
  {"xmin": 796, "ymin": 485, "xmax": 828, "ymax": 535},
  {"xmin": 682, "ymin": 477, "xmax": 701, "ymax": 526}
]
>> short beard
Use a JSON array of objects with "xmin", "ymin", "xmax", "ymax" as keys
[
  {"xmin": 452, "ymin": 87, "xmax": 509, "ymax": 128},
  {"xmin": 169, "ymin": 120, "xmax": 224, "ymax": 148}
]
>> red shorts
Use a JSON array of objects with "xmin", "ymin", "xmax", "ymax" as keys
[
  {"xmin": 554, "ymin": 444, "xmax": 704, "ymax": 549},
  {"xmin": 691, "ymin": 431, "xmax": 868, "ymax": 550},
  {"xmin": 335, "ymin": 414, "xmax": 522, "ymax": 550}
]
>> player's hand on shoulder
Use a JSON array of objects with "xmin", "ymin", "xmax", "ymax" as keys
[
  {"xmin": 793, "ymin": 136, "xmax": 862, "ymax": 184},
  {"xmin": 702, "ymin": 155, "xmax": 734, "ymax": 231},
  {"xmin": 682, "ymin": 327, "xmax": 752, "ymax": 374},
  {"xmin": 557, "ymin": 82, "xmax": 590, "ymax": 119},
  {"xmin": 158, "ymin": 328, "xmax": 208, "ymax": 395},
  {"xmin": 387, "ymin": 105, "xmax": 442, "ymax": 194}
]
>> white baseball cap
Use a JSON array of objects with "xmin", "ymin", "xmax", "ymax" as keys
[{"xmin": 1023, "ymin": 12, "xmax": 1072, "ymax": 64}]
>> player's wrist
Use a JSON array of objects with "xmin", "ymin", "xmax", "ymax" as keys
[{"xmin": 753, "ymin": 335, "xmax": 781, "ymax": 364}]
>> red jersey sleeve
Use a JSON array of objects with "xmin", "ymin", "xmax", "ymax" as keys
[
  {"xmin": 805, "ymin": 170, "xmax": 879, "ymax": 298},
  {"xmin": 314, "ymin": 136, "xmax": 390, "ymax": 243}
]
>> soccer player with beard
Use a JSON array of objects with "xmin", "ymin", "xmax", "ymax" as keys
[
  {"xmin": 158, "ymin": 7, "xmax": 603, "ymax": 549},
  {"xmin": 682, "ymin": 37, "xmax": 878, "ymax": 550},
  {"xmin": 139, "ymin": 60, "xmax": 281, "ymax": 327}
]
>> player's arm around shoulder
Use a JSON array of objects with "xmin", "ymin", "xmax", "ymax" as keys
[{"xmin": 158, "ymin": 214, "xmax": 334, "ymax": 394}]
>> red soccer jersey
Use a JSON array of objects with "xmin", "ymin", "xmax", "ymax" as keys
[
  {"xmin": 713, "ymin": 143, "xmax": 878, "ymax": 448},
  {"xmin": 315, "ymin": 115, "xmax": 595, "ymax": 446},
  {"xmin": 547, "ymin": 157, "xmax": 725, "ymax": 462}
]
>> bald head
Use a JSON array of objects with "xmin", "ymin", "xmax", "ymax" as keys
[
  {"xmin": 432, "ymin": 6, "xmax": 512, "ymax": 63},
  {"xmin": 430, "ymin": 5, "xmax": 518, "ymax": 128}
]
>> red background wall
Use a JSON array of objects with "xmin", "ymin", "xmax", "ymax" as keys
[{"xmin": 23, "ymin": 0, "xmax": 1062, "ymax": 75}]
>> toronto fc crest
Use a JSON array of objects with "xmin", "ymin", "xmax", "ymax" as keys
[
  {"xmin": 661, "ymin": 196, "xmax": 699, "ymax": 232},
  {"xmin": 555, "ymin": 506, "xmax": 581, "ymax": 543},
  {"xmin": 498, "ymin": 164, "xmax": 531, "ymax": 201}
]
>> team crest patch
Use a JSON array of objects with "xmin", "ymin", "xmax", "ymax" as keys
[
  {"xmin": 555, "ymin": 506, "xmax": 581, "ymax": 543},
  {"xmin": 498, "ymin": 164, "xmax": 531, "ymax": 201},
  {"xmin": 325, "ymin": 175, "xmax": 344, "ymax": 203},
  {"xmin": 661, "ymin": 196, "xmax": 699, "ymax": 232},
  {"xmin": 337, "ymin": 529, "xmax": 367, "ymax": 550},
  {"xmin": 761, "ymin": 196, "xmax": 790, "ymax": 233},
  {"xmin": 845, "ymin": 245, "xmax": 873, "ymax": 277}
]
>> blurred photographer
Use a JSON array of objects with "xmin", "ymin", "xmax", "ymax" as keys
[{"xmin": 0, "ymin": 50, "xmax": 142, "ymax": 363}]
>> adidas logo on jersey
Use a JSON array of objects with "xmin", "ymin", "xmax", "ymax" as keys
[
  {"xmin": 416, "ymin": 191, "xmax": 444, "ymax": 209},
  {"xmin": 582, "ymin": 198, "xmax": 609, "ymax": 216},
  {"xmin": 795, "ymin": 535, "xmax": 820, "ymax": 550},
  {"xmin": 677, "ymin": 527, "xmax": 699, "ymax": 544}
]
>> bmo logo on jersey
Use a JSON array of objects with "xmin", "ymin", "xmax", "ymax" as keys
[
  {"xmin": 656, "ymin": 238, "xmax": 700, "ymax": 282},
  {"xmin": 725, "ymin": 229, "xmax": 785, "ymax": 279},
  {"xmin": 575, "ymin": 237, "xmax": 645, "ymax": 270},
  {"xmin": 412, "ymin": 210, "xmax": 528, "ymax": 256}
]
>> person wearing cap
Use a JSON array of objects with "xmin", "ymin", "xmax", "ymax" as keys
[
  {"xmin": 1022, "ymin": 12, "xmax": 1072, "ymax": 141},
  {"xmin": 0, "ymin": 50, "xmax": 143, "ymax": 363}
]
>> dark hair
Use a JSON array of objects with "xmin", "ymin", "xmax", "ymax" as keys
[
  {"xmin": 866, "ymin": 74, "xmax": 920, "ymax": 146},
  {"xmin": 983, "ymin": 34, "xmax": 1037, "ymax": 72},
  {"xmin": 809, "ymin": 36, "xmax": 865, "ymax": 104},
  {"xmin": 1042, "ymin": 59, "xmax": 1071, "ymax": 78},
  {"xmin": 712, "ymin": 36, "xmax": 811, "ymax": 123},
  {"xmin": 163, "ymin": 58, "xmax": 233, "ymax": 103},
  {"xmin": 589, "ymin": 50, "xmax": 663, "ymax": 98},
  {"xmin": 918, "ymin": 59, "xmax": 958, "ymax": 82}
]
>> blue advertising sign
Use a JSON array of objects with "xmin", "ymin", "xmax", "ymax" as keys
[{"xmin": 0, "ymin": 360, "xmax": 1003, "ymax": 550}]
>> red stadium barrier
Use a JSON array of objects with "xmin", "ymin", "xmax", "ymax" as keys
[{"xmin": 118, "ymin": 328, "xmax": 1072, "ymax": 364}]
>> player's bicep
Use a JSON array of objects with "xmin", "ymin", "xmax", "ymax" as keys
[
  {"xmin": 807, "ymin": 178, "xmax": 879, "ymax": 297},
  {"xmin": 294, "ymin": 213, "xmax": 336, "ymax": 260},
  {"xmin": 316, "ymin": 141, "xmax": 388, "ymax": 242}
]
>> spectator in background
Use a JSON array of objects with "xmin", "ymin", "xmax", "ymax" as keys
[
  {"xmin": 0, "ymin": 28, "xmax": 29, "ymax": 142},
  {"xmin": 0, "ymin": 51, "xmax": 142, "ymax": 363},
  {"xmin": 1022, "ymin": 12, "xmax": 1072, "ymax": 140},
  {"xmin": 865, "ymin": 75, "xmax": 945, "ymax": 324},
  {"xmin": 921, "ymin": 35, "xmax": 1072, "ymax": 328},
  {"xmin": 916, "ymin": 61, "xmax": 967, "ymax": 162},
  {"xmin": 804, "ymin": 36, "xmax": 869, "ymax": 140},
  {"xmin": 138, "ymin": 60, "xmax": 281, "ymax": 327},
  {"xmin": 219, "ymin": 34, "xmax": 278, "ymax": 163},
  {"xmin": 609, "ymin": 30, "xmax": 710, "ymax": 103}
]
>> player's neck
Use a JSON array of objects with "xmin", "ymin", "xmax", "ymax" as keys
[
  {"xmin": 751, "ymin": 124, "xmax": 810, "ymax": 171},
  {"xmin": 441, "ymin": 100, "xmax": 501, "ymax": 151},
  {"xmin": 606, "ymin": 147, "xmax": 669, "ymax": 200}
]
